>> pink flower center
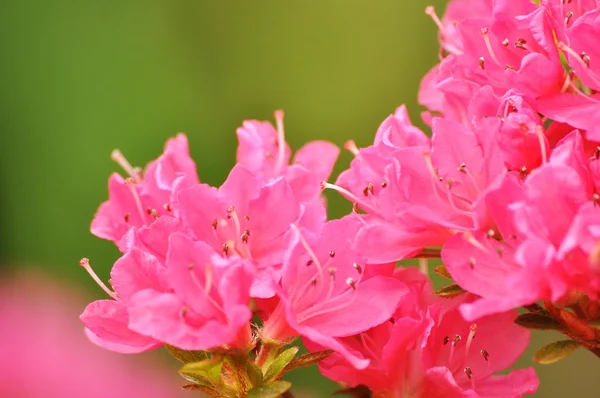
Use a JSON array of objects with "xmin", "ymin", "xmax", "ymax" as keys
[
  {"xmin": 440, "ymin": 324, "xmax": 491, "ymax": 391},
  {"xmin": 211, "ymin": 206, "xmax": 252, "ymax": 260}
]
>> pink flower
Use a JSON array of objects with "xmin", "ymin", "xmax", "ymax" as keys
[
  {"xmin": 418, "ymin": 59, "xmax": 481, "ymax": 126},
  {"xmin": 80, "ymin": 246, "xmax": 170, "ymax": 353},
  {"xmin": 543, "ymin": 0, "xmax": 600, "ymax": 37},
  {"xmin": 333, "ymin": 113, "xmax": 508, "ymax": 262},
  {"xmin": 82, "ymin": 232, "xmax": 255, "ymax": 353},
  {"xmin": 469, "ymin": 87, "xmax": 549, "ymax": 171},
  {"xmin": 175, "ymin": 164, "xmax": 323, "ymax": 297},
  {"xmin": 564, "ymin": 8, "xmax": 600, "ymax": 91},
  {"xmin": 536, "ymin": 93, "xmax": 600, "ymax": 142},
  {"xmin": 425, "ymin": 0, "xmax": 494, "ymax": 55},
  {"xmin": 260, "ymin": 216, "xmax": 407, "ymax": 369},
  {"xmin": 316, "ymin": 268, "xmax": 538, "ymax": 397},
  {"xmin": 422, "ymin": 0, "xmax": 564, "ymax": 121},
  {"xmin": 127, "ymin": 233, "xmax": 255, "ymax": 351},
  {"xmin": 236, "ymin": 111, "xmax": 339, "ymax": 202},
  {"xmin": 557, "ymin": 202, "xmax": 600, "ymax": 296},
  {"xmin": 372, "ymin": 105, "xmax": 430, "ymax": 149},
  {"xmin": 1, "ymin": 272, "xmax": 185, "ymax": 398},
  {"xmin": 443, "ymin": 131, "xmax": 597, "ymax": 320},
  {"xmin": 91, "ymin": 134, "xmax": 199, "ymax": 250}
]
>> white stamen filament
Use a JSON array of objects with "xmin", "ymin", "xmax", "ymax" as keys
[
  {"xmin": 321, "ymin": 181, "xmax": 379, "ymax": 214},
  {"xmin": 423, "ymin": 152, "xmax": 474, "ymax": 217},
  {"xmin": 204, "ymin": 264, "xmax": 213, "ymax": 296},
  {"xmin": 290, "ymin": 223, "xmax": 325, "ymax": 280},
  {"xmin": 227, "ymin": 207, "xmax": 242, "ymax": 244},
  {"xmin": 124, "ymin": 178, "xmax": 148, "ymax": 223},
  {"xmin": 481, "ymin": 29, "xmax": 503, "ymax": 68},
  {"xmin": 296, "ymin": 285, "xmax": 358, "ymax": 324},
  {"xmin": 425, "ymin": 6, "xmax": 445, "ymax": 35},
  {"xmin": 326, "ymin": 268, "xmax": 336, "ymax": 300},
  {"xmin": 296, "ymin": 261, "xmax": 365, "ymax": 324},
  {"xmin": 79, "ymin": 258, "xmax": 119, "ymax": 300},
  {"xmin": 419, "ymin": 257, "xmax": 429, "ymax": 275},
  {"xmin": 344, "ymin": 140, "xmax": 360, "ymax": 156},
  {"xmin": 274, "ymin": 110, "xmax": 287, "ymax": 174},
  {"xmin": 535, "ymin": 126, "xmax": 547, "ymax": 164},
  {"xmin": 559, "ymin": 42, "xmax": 600, "ymax": 88},
  {"xmin": 462, "ymin": 232, "xmax": 492, "ymax": 253},
  {"xmin": 449, "ymin": 336, "xmax": 458, "ymax": 364},
  {"xmin": 565, "ymin": 74, "xmax": 600, "ymax": 103},
  {"xmin": 188, "ymin": 264, "xmax": 226, "ymax": 316},
  {"xmin": 111, "ymin": 149, "xmax": 141, "ymax": 183},
  {"xmin": 360, "ymin": 333, "xmax": 383, "ymax": 362},
  {"xmin": 464, "ymin": 324, "xmax": 477, "ymax": 363}
]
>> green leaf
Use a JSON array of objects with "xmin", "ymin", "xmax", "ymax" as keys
[
  {"xmin": 433, "ymin": 265, "xmax": 452, "ymax": 279},
  {"xmin": 435, "ymin": 284, "xmax": 465, "ymax": 299},
  {"xmin": 246, "ymin": 359, "xmax": 264, "ymax": 387},
  {"xmin": 515, "ymin": 313, "xmax": 562, "ymax": 331},
  {"xmin": 165, "ymin": 344, "xmax": 207, "ymax": 363},
  {"xmin": 263, "ymin": 346, "xmax": 299, "ymax": 382},
  {"xmin": 182, "ymin": 384, "xmax": 225, "ymax": 397},
  {"xmin": 283, "ymin": 349, "xmax": 334, "ymax": 373},
  {"xmin": 534, "ymin": 340, "xmax": 581, "ymax": 364},
  {"xmin": 179, "ymin": 372, "xmax": 214, "ymax": 387},
  {"xmin": 180, "ymin": 357, "xmax": 223, "ymax": 383},
  {"xmin": 247, "ymin": 381, "xmax": 292, "ymax": 398}
]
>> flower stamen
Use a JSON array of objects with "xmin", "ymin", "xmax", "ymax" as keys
[{"xmin": 79, "ymin": 258, "xmax": 119, "ymax": 300}]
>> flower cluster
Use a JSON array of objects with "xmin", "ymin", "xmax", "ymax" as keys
[
  {"xmin": 339, "ymin": 0, "xmax": 600, "ymax": 322},
  {"xmin": 80, "ymin": 0, "xmax": 600, "ymax": 396}
]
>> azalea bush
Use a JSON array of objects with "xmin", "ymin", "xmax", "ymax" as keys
[{"xmin": 79, "ymin": 0, "xmax": 600, "ymax": 396}]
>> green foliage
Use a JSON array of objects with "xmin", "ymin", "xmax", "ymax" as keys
[
  {"xmin": 433, "ymin": 264, "xmax": 452, "ymax": 279},
  {"xmin": 435, "ymin": 283, "xmax": 465, "ymax": 299},
  {"xmin": 534, "ymin": 340, "xmax": 581, "ymax": 365},
  {"xmin": 515, "ymin": 313, "xmax": 563, "ymax": 331},
  {"xmin": 180, "ymin": 356, "xmax": 223, "ymax": 385},
  {"xmin": 263, "ymin": 346, "xmax": 299, "ymax": 382},
  {"xmin": 171, "ymin": 343, "xmax": 334, "ymax": 397},
  {"xmin": 165, "ymin": 344, "xmax": 207, "ymax": 363},
  {"xmin": 247, "ymin": 381, "xmax": 292, "ymax": 398}
]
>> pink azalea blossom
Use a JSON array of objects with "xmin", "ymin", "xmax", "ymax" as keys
[
  {"xmin": 468, "ymin": 87, "xmax": 549, "ymax": 171},
  {"xmin": 175, "ymin": 164, "xmax": 324, "ymax": 297},
  {"xmin": 425, "ymin": 0, "xmax": 494, "ymax": 55},
  {"xmin": 418, "ymin": 59, "xmax": 482, "ymax": 126},
  {"xmin": 564, "ymin": 8, "xmax": 600, "ymax": 91},
  {"xmin": 80, "ymin": 247, "xmax": 167, "ymax": 353},
  {"xmin": 543, "ymin": 0, "xmax": 600, "ymax": 37},
  {"xmin": 127, "ymin": 233, "xmax": 255, "ymax": 351},
  {"xmin": 91, "ymin": 134, "xmax": 199, "ymax": 250},
  {"xmin": 316, "ymin": 268, "xmax": 538, "ymax": 397},
  {"xmin": 422, "ymin": 0, "xmax": 564, "ymax": 122},
  {"xmin": 536, "ymin": 93, "xmax": 600, "ymax": 142},
  {"xmin": 443, "ymin": 131, "xmax": 599, "ymax": 320},
  {"xmin": 1, "ymin": 272, "xmax": 185, "ymax": 398},
  {"xmin": 236, "ymin": 111, "xmax": 339, "ymax": 202},
  {"xmin": 82, "ymin": 233, "xmax": 255, "ymax": 353},
  {"xmin": 260, "ymin": 216, "xmax": 407, "ymax": 369},
  {"xmin": 333, "ymin": 111, "xmax": 509, "ymax": 262}
]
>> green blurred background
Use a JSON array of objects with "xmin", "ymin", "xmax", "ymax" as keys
[{"xmin": 0, "ymin": 0, "xmax": 598, "ymax": 396}]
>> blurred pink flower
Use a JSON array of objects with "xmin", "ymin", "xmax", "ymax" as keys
[{"xmin": 0, "ymin": 271, "xmax": 186, "ymax": 398}]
